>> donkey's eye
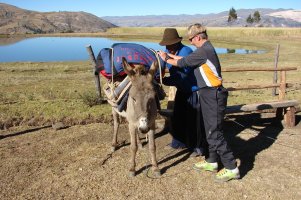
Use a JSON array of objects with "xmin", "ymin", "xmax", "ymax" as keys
[{"xmin": 132, "ymin": 97, "xmax": 136, "ymax": 103}]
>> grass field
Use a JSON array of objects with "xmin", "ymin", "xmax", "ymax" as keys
[{"xmin": 1, "ymin": 27, "xmax": 300, "ymax": 129}]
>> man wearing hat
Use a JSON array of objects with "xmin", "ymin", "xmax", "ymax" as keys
[
  {"xmin": 158, "ymin": 24, "xmax": 240, "ymax": 182},
  {"xmin": 159, "ymin": 28, "xmax": 206, "ymax": 157}
]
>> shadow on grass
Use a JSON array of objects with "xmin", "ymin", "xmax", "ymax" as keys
[
  {"xmin": 158, "ymin": 148, "xmax": 192, "ymax": 174},
  {"xmin": 224, "ymin": 113, "xmax": 290, "ymax": 178},
  {"xmin": 113, "ymin": 123, "xmax": 170, "ymax": 151},
  {"xmin": 135, "ymin": 148, "xmax": 192, "ymax": 176},
  {"xmin": 0, "ymin": 125, "xmax": 52, "ymax": 140}
]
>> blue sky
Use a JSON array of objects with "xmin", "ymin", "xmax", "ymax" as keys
[{"xmin": 1, "ymin": 0, "xmax": 300, "ymax": 17}]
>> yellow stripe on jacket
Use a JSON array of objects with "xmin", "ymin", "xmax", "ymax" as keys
[{"xmin": 199, "ymin": 60, "xmax": 222, "ymax": 87}]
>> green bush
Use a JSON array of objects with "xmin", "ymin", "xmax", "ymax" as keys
[{"xmin": 79, "ymin": 91, "xmax": 102, "ymax": 107}]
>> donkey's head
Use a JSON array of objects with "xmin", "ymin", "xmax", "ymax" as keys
[{"xmin": 122, "ymin": 57, "xmax": 159, "ymax": 133}]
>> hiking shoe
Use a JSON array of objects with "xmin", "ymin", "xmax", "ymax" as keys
[
  {"xmin": 189, "ymin": 151, "xmax": 199, "ymax": 157},
  {"xmin": 215, "ymin": 168, "xmax": 240, "ymax": 182},
  {"xmin": 170, "ymin": 138, "xmax": 186, "ymax": 149},
  {"xmin": 189, "ymin": 148, "xmax": 204, "ymax": 157},
  {"xmin": 193, "ymin": 160, "xmax": 218, "ymax": 172}
]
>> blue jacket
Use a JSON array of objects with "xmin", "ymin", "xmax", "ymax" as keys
[{"xmin": 163, "ymin": 44, "xmax": 199, "ymax": 92}]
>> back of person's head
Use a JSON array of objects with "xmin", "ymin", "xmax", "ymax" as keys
[
  {"xmin": 187, "ymin": 23, "xmax": 208, "ymax": 40},
  {"xmin": 159, "ymin": 28, "xmax": 182, "ymax": 46}
]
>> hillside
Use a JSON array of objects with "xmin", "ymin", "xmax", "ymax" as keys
[
  {"xmin": 103, "ymin": 9, "xmax": 301, "ymax": 27},
  {"xmin": 0, "ymin": 3, "xmax": 117, "ymax": 34},
  {"xmin": 1, "ymin": 3, "xmax": 300, "ymax": 35}
]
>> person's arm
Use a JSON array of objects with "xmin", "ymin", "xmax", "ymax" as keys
[
  {"xmin": 157, "ymin": 51, "xmax": 180, "ymax": 66},
  {"xmin": 169, "ymin": 54, "xmax": 183, "ymax": 60},
  {"xmin": 177, "ymin": 48, "xmax": 206, "ymax": 68}
]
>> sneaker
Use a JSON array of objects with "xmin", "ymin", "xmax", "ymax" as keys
[
  {"xmin": 189, "ymin": 148, "xmax": 204, "ymax": 157},
  {"xmin": 215, "ymin": 168, "xmax": 240, "ymax": 182},
  {"xmin": 189, "ymin": 151, "xmax": 199, "ymax": 157},
  {"xmin": 194, "ymin": 147, "xmax": 204, "ymax": 156},
  {"xmin": 170, "ymin": 138, "xmax": 186, "ymax": 149},
  {"xmin": 193, "ymin": 160, "xmax": 218, "ymax": 172}
]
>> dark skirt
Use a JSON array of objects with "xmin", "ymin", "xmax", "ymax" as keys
[{"xmin": 171, "ymin": 90, "xmax": 207, "ymax": 150}]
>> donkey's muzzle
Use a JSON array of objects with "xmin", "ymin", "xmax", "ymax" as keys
[{"xmin": 138, "ymin": 117, "xmax": 150, "ymax": 134}]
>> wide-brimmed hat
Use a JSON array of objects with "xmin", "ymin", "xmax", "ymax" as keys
[{"xmin": 159, "ymin": 28, "xmax": 182, "ymax": 46}]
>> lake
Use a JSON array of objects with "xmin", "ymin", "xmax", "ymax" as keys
[{"xmin": 0, "ymin": 37, "xmax": 264, "ymax": 62}]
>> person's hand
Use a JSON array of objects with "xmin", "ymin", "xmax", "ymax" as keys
[
  {"xmin": 157, "ymin": 50, "xmax": 172, "ymax": 62},
  {"xmin": 157, "ymin": 50, "xmax": 167, "ymax": 61}
]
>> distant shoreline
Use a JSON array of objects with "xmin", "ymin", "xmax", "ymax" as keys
[{"xmin": 1, "ymin": 26, "xmax": 301, "ymax": 41}]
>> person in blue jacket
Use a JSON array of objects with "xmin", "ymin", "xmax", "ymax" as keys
[{"xmin": 159, "ymin": 28, "xmax": 207, "ymax": 157}]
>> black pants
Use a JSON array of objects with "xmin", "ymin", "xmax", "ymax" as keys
[{"xmin": 198, "ymin": 86, "xmax": 236, "ymax": 170}]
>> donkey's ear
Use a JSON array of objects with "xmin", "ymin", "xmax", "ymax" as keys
[
  {"xmin": 122, "ymin": 57, "xmax": 135, "ymax": 77},
  {"xmin": 148, "ymin": 60, "xmax": 159, "ymax": 79}
]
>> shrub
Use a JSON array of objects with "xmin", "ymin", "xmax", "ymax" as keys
[{"xmin": 79, "ymin": 91, "xmax": 102, "ymax": 107}]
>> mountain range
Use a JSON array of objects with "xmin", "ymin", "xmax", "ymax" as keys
[
  {"xmin": 103, "ymin": 9, "xmax": 301, "ymax": 27},
  {"xmin": 1, "ymin": 3, "xmax": 300, "ymax": 35}
]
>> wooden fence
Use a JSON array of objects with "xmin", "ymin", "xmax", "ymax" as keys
[{"xmin": 165, "ymin": 66, "xmax": 299, "ymax": 127}]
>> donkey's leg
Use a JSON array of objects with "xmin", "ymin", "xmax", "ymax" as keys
[
  {"xmin": 136, "ymin": 132, "xmax": 143, "ymax": 150},
  {"xmin": 148, "ymin": 129, "xmax": 161, "ymax": 176},
  {"xmin": 129, "ymin": 123, "xmax": 138, "ymax": 177},
  {"xmin": 111, "ymin": 108, "xmax": 120, "ymax": 152}
]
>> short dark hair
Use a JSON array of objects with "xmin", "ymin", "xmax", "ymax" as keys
[{"xmin": 199, "ymin": 31, "xmax": 208, "ymax": 39}]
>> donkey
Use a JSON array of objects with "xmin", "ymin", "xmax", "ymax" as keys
[{"xmin": 111, "ymin": 57, "xmax": 161, "ymax": 177}]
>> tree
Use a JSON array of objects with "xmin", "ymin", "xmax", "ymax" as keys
[
  {"xmin": 246, "ymin": 14, "xmax": 254, "ymax": 24},
  {"xmin": 228, "ymin": 7, "xmax": 238, "ymax": 22},
  {"xmin": 253, "ymin": 11, "xmax": 261, "ymax": 23}
]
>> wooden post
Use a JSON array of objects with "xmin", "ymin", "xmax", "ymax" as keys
[
  {"xmin": 284, "ymin": 106, "xmax": 296, "ymax": 128},
  {"xmin": 86, "ymin": 45, "xmax": 102, "ymax": 101},
  {"xmin": 278, "ymin": 70, "xmax": 286, "ymax": 101},
  {"xmin": 273, "ymin": 44, "xmax": 280, "ymax": 96}
]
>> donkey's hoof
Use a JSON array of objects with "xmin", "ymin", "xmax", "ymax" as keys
[
  {"xmin": 146, "ymin": 168, "xmax": 161, "ymax": 178},
  {"xmin": 111, "ymin": 146, "xmax": 116, "ymax": 152},
  {"xmin": 128, "ymin": 171, "xmax": 136, "ymax": 177},
  {"xmin": 154, "ymin": 169, "xmax": 161, "ymax": 177}
]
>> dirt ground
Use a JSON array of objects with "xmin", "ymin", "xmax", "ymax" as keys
[{"xmin": 0, "ymin": 113, "xmax": 301, "ymax": 200}]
